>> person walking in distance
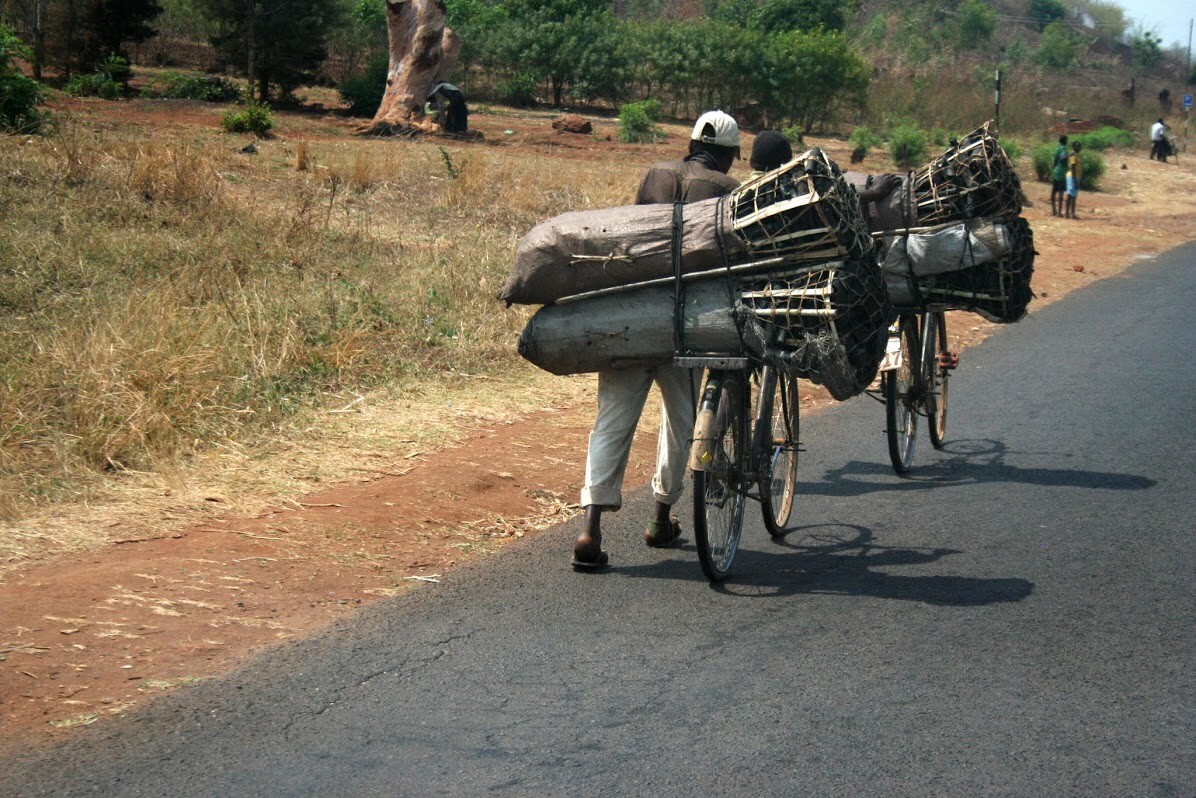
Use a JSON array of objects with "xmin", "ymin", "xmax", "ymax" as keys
[
  {"xmin": 1050, "ymin": 134, "xmax": 1069, "ymax": 217},
  {"xmin": 572, "ymin": 110, "xmax": 741, "ymax": 570},
  {"xmin": 1150, "ymin": 118, "xmax": 1169, "ymax": 162},
  {"xmin": 1065, "ymin": 141, "xmax": 1082, "ymax": 219}
]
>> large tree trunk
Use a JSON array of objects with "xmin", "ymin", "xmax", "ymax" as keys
[{"xmin": 361, "ymin": 0, "xmax": 460, "ymax": 136}]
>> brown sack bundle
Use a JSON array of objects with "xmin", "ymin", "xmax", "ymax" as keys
[
  {"xmin": 499, "ymin": 148, "xmax": 873, "ymax": 306},
  {"xmin": 498, "ymin": 196, "xmax": 740, "ymax": 307}
]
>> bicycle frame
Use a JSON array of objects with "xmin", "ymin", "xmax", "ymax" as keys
[{"xmin": 685, "ymin": 359, "xmax": 780, "ymax": 505}]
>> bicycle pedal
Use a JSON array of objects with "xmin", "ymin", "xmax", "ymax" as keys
[{"xmin": 939, "ymin": 352, "xmax": 959, "ymax": 370}]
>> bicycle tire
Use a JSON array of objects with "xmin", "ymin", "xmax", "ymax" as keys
[
  {"xmin": 885, "ymin": 316, "xmax": 918, "ymax": 474},
  {"xmin": 760, "ymin": 371, "xmax": 799, "ymax": 537},
  {"xmin": 693, "ymin": 374, "xmax": 746, "ymax": 582},
  {"xmin": 923, "ymin": 311, "xmax": 950, "ymax": 449}
]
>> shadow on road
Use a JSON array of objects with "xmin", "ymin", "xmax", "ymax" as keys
[
  {"xmin": 618, "ymin": 523, "xmax": 1035, "ymax": 606},
  {"xmin": 808, "ymin": 438, "xmax": 1157, "ymax": 497}
]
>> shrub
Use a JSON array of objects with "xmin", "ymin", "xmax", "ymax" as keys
[
  {"xmin": 1, "ymin": 24, "xmax": 44, "ymax": 132},
  {"xmin": 1072, "ymin": 126, "xmax": 1135, "ymax": 151},
  {"xmin": 887, "ymin": 125, "xmax": 928, "ymax": 169},
  {"xmin": 1077, "ymin": 149, "xmax": 1105, "ymax": 190},
  {"xmin": 1027, "ymin": 0, "xmax": 1067, "ymax": 30},
  {"xmin": 1000, "ymin": 138, "xmax": 1022, "ymax": 162},
  {"xmin": 221, "ymin": 103, "xmax": 274, "ymax": 136},
  {"xmin": 141, "ymin": 71, "xmax": 242, "ymax": 102},
  {"xmin": 1029, "ymin": 142, "xmax": 1104, "ymax": 189},
  {"xmin": 64, "ymin": 54, "xmax": 129, "ymax": 100},
  {"xmin": 1030, "ymin": 142, "xmax": 1055, "ymax": 181},
  {"xmin": 956, "ymin": 0, "xmax": 996, "ymax": 50},
  {"xmin": 1036, "ymin": 21, "xmax": 1082, "ymax": 70},
  {"xmin": 617, "ymin": 98, "xmax": 664, "ymax": 144},
  {"xmin": 496, "ymin": 73, "xmax": 537, "ymax": 108},
  {"xmin": 338, "ymin": 56, "xmax": 388, "ymax": 117},
  {"xmin": 848, "ymin": 125, "xmax": 882, "ymax": 152},
  {"xmin": 782, "ymin": 125, "xmax": 804, "ymax": 147}
]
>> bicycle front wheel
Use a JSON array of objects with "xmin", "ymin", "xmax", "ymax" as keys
[
  {"xmin": 922, "ymin": 311, "xmax": 949, "ymax": 449},
  {"xmin": 693, "ymin": 374, "xmax": 746, "ymax": 582},
  {"xmin": 885, "ymin": 316, "xmax": 918, "ymax": 474},
  {"xmin": 760, "ymin": 371, "xmax": 799, "ymax": 537}
]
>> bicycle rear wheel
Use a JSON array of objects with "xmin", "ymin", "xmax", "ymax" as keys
[
  {"xmin": 692, "ymin": 373, "xmax": 746, "ymax": 582},
  {"xmin": 760, "ymin": 370, "xmax": 799, "ymax": 537},
  {"xmin": 885, "ymin": 316, "xmax": 918, "ymax": 474},
  {"xmin": 922, "ymin": 311, "xmax": 950, "ymax": 449}
]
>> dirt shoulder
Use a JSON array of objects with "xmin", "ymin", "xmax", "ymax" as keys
[{"xmin": 2, "ymin": 114, "xmax": 1194, "ymax": 750}]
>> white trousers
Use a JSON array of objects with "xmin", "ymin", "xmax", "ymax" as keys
[{"xmin": 581, "ymin": 365, "xmax": 698, "ymax": 510}]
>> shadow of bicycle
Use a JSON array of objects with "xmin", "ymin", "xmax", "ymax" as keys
[
  {"xmin": 620, "ymin": 522, "xmax": 1035, "ymax": 605},
  {"xmin": 805, "ymin": 438, "xmax": 1157, "ymax": 498}
]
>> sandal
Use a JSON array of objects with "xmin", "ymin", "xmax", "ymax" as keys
[
  {"xmin": 644, "ymin": 516, "xmax": 683, "ymax": 548},
  {"xmin": 571, "ymin": 549, "xmax": 609, "ymax": 571},
  {"xmin": 572, "ymin": 534, "xmax": 609, "ymax": 570}
]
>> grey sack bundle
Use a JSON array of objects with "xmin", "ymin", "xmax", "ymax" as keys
[{"xmin": 517, "ymin": 258, "xmax": 889, "ymax": 401}]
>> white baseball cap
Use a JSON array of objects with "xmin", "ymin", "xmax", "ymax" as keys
[{"xmin": 691, "ymin": 110, "xmax": 740, "ymax": 150}]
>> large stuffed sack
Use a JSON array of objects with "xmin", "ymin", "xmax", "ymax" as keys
[
  {"xmin": 518, "ymin": 258, "xmax": 889, "ymax": 401},
  {"xmin": 499, "ymin": 197, "xmax": 741, "ymax": 306},
  {"xmin": 882, "ymin": 217, "xmax": 1034, "ymax": 322},
  {"xmin": 499, "ymin": 148, "xmax": 872, "ymax": 306}
]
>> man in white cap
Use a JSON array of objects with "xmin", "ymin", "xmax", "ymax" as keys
[{"xmin": 573, "ymin": 110, "xmax": 741, "ymax": 569}]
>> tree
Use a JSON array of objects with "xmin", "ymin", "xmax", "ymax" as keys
[
  {"xmin": 198, "ymin": 0, "xmax": 343, "ymax": 101},
  {"xmin": 9, "ymin": 0, "xmax": 162, "ymax": 76},
  {"xmin": 749, "ymin": 0, "xmax": 852, "ymax": 34},
  {"xmin": 1, "ymin": 22, "xmax": 43, "ymax": 130},
  {"xmin": 1027, "ymin": 0, "xmax": 1066, "ymax": 31},
  {"xmin": 1128, "ymin": 27, "xmax": 1162, "ymax": 76},
  {"xmin": 1036, "ymin": 20, "xmax": 1082, "ymax": 69},
  {"xmin": 362, "ymin": 0, "xmax": 460, "ymax": 135},
  {"xmin": 761, "ymin": 28, "xmax": 868, "ymax": 132},
  {"xmin": 326, "ymin": 0, "xmax": 388, "ymax": 84},
  {"xmin": 955, "ymin": 0, "xmax": 996, "ymax": 51},
  {"xmin": 444, "ymin": 0, "xmax": 508, "ymax": 83},
  {"xmin": 706, "ymin": 0, "xmax": 853, "ymax": 34},
  {"xmin": 83, "ymin": 0, "xmax": 162, "ymax": 65},
  {"xmin": 496, "ymin": 0, "xmax": 618, "ymax": 107},
  {"xmin": 7, "ymin": 0, "xmax": 49, "ymax": 77}
]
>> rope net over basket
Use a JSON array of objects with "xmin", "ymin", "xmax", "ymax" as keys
[
  {"xmin": 908, "ymin": 122, "xmax": 1023, "ymax": 225},
  {"xmin": 736, "ymin": 258, "xmax": 890, "ymax": 400},
  {"xmin": 729, "ymin": 148, "xmax": 874, "ymax": 264},
  {"xmin": 918, "ymin": 217, "xmax": 1035, "ymax": 323}
]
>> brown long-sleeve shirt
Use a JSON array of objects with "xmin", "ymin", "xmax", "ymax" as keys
[{"xmin": 635, "ymin": 157, "xmax": 739, "ymax": 205}]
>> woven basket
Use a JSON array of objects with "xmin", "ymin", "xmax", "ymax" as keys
[
  {"xmin": 736, "ymin": 258, "xmax": 890, "ymax": 400},
  {"xmin": 728, "ymin": 148, "xmax": 874, "ymax": 264},
  {"xmin": 907, "ymin": 122, "xmax": 1023, "ymax": 225},
  {"xmin": 914, "ymin": 217, "xmax": 1035, "ymax": 322}
]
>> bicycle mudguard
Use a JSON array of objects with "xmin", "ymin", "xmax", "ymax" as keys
[{"xmin": 688, "ymin": 405, "xmax": 719, "ymax": 472}]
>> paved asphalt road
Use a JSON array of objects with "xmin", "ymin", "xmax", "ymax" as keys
[{"xmin": 5, "ymin": 245, "xmax": 1195, "ymax": 797}]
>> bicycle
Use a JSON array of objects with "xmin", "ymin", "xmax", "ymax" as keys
[
  {"xmin": 875, "ymin": 309, "xmax": 956, "ymax": 474},
  {"xmin": 678, "ymin": 353, "xmax": 800, "ymax": 582}
]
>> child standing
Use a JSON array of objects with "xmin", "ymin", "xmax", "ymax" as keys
[{"xmin": 1065, "ymin": 141, "xmax": 1082, "ymax": 219}]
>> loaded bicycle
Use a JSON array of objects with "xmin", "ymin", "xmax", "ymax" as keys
[
  {"xmin": 678, "ymin": 349, "xmax": 800, "ymax": 582},
  {"xmin": 873, "ymin": 309, "xmax": 957, "ymax": 474}
]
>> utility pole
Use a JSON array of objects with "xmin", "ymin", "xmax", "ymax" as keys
[
  {"xmin": 1187, "ymin": 18, "xmax": 1192, "ymax": 85},
  {"xmin": 994, "ymin": 67, "xmax": 1002, "ymax": 131}
]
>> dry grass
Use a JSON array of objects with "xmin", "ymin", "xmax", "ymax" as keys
[{"xmin": 0, "ymin": 114, "xmax": 638, "ymax": 525}]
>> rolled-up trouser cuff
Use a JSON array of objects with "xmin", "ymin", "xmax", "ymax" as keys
[{"xmin": 580, "ymin": 486, "xmax": 622, "ymax": 510}]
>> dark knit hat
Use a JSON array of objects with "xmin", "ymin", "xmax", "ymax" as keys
[{"xmin": 750, "ymin": 130, "xmax": 792, "ymax": 172}]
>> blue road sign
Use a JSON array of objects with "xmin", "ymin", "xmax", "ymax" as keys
[{"xmin": 1184, "ymin": 94, "xmax": 1194, "ymax": 109}]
